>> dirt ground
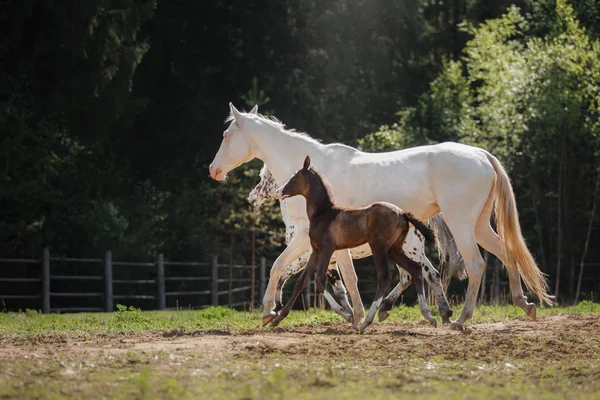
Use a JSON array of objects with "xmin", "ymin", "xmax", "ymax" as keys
[{"xmin": 1, "ymin": 313, "xmax": 598, "ymax": 364}]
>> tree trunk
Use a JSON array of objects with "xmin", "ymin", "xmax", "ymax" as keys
[
  {"xmin": 555, "ymin": 135, "xmax": 566, "ymax": 301},
  {"xmin": 574, "ymin": 163, "xmax": 600, "ymax": 304},
  {"xmin": 562, "ymin": 139, "xmax": 573, "ymax": 302},
  {"xmin": 452, "ymin": 0, "xmax": 462, "ymax": 58},
  {"xmin": 228, "ymin": 232, "xmax": 234, "ymax": 306}
]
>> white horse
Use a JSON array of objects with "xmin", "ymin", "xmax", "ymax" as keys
[
  {"xmin": 210, "ymin": 103, "xmax": 552, "ymax": 330},
  {"xmin": 248, "ymin": 164, "xmax": 451, "ymax": 324}
]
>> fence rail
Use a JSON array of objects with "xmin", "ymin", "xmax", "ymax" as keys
[{"xmin": 0, "ymin": 248, "xmax": 268, "ymax": 314}]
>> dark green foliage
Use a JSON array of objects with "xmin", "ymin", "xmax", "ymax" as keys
[{"xmin": 1, "ymin": 0, "xmax": 599, "ymax": 304}]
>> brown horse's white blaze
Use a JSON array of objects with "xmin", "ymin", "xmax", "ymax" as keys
[
  {"xmin": 270, "ymin": 156, "xmax": 437, "ymax": 332},
  {"xmin": 209, "ymin": 103, "xmax": 552, "ymax": 330}
]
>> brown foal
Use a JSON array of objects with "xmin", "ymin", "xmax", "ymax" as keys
[{"xmin": 270, "ymin": 156, "xmax": 437, "ymax": 332}]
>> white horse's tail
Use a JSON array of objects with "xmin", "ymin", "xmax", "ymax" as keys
[
  {"xmin": 486, "ymin": 153, "xmax": 554, "ymax": 305},
  {"xmin": 428, "ymin": 214, "xmax": 466, "ymax": 286}
]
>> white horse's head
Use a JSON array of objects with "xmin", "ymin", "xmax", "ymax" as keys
[
  {"xmin": 247, "ymin": 165, "xmax": 278, "ymax": 209},
  {"xmin": 209, "ymin": 103, "xmax": 258, "ymax": 181}
]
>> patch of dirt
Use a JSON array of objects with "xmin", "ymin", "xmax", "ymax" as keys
[{"xmin": 1, "ymin": 314, "xmax": 599, "ymax": 364}]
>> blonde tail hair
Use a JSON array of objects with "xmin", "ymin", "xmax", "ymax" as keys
[{"xmin": 486, "ymin": 153, "xmax": 554, "ymax": 305}]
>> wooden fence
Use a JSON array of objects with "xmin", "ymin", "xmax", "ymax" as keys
[
  {"xmin": 0, "ymin": 248, "xmax": 271, "ymax": 313},
  {"xmin": 3, "ymin": 249, "xmax": 596, "ymax": 313}
]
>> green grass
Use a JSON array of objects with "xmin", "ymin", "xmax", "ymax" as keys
[
  {"xmin": 0, "ymin": 303, "xmax": 599, "ymax": 399},
  {"xmin": 3, "ymin": 354, "xmax": 599, "ymax": 400},
  {"xmin": 0, "ymin": 301, "xmax": 598, "ymax": 339}
]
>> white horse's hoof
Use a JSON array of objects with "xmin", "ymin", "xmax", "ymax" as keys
[
  {"xmin": 526, "ymin": 303, "xmax": 536, "ymax": 320},
  {"xmin": 449, "ymin": 321, "xmax": 464, "ymax": 331},
  {"xmin": 262, "ymin": 311, "xmax": 278, "ymax": 327},
  {"xmin": 378, "ymin": 309, "xmax": 390, "ymax": 322}
]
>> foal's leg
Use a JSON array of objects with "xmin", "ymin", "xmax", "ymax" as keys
[
  {"xmin": 275, "ymin": 258, "xmax": 352, "ymax": 321},
  {"xmin": 358, "ymin": 249, "xmax": 392, "ymax": 333},
  {"xmin": 388, "ymin": 246, "xmax": 437, "ymax": 327},
  {"xmin": 263, "ymin": 232, "xmax": 311, "ymax": 326},
  {"xmin": 379, "ymin": 231, "xmax": 453, "ymax": 323},
  {"xmin": 270, "ymin": 252, "xmax": 318, "ymax": 327},
  {"xmin": 403, "ymin": 231, "xmax": 452, "ymax": 321}
]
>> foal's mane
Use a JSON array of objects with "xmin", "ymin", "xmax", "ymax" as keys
[{"xmin": 307, "ymin": 167, "xmax": 335, "ymax": 206}]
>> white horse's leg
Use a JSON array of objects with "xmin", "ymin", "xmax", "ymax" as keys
[
  {"xmin": 262, "ymin": 232, "xmax": 311, "ymax": 326},
  {"xmin": 274, "ymin": 257, "xmax": 307, "ymax": 312},
  {"xmin": 326, "ymin": 263, "xmax": 354, "ymax": 319},
  {"xmin": 378, "ymin": 267, "xmax": 411, "ymax": 321},
  {"xmin": 335, "ymin": 249, "xmax": 365, "ymax": 329},
  {"xmin": 474, "ymin": 214, "xmax": 537, "ymax": 319},
  {"xmin": 420, "ymin": 256, "xmax": 453, "ymax": 323},
  {"xmin": 444, "ymin": 220, "xmax": 485, "ymax": 330}
]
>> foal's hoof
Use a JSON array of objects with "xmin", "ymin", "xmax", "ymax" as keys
[
  {"xmin": 449, "ymin": 321, "xmax": 465, "ymax": 331},
  {"xmin": 262, "ymin": 312, "xmax": 277, "ymax": 327},
  {"xmin": 441, "ymin": 309, "xmax": 454, "ymax": 325},
  {"xmin": 526, "ymin": 303, "xmax": 537, "ymax": 320},
  {"xmin": 378, "ymin": 309, "xmax": 390, "ymax": 322}
]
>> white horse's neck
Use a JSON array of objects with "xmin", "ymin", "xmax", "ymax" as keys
[{"xmin": 245, "ymin": 116, "xmax": 328, "ymax": 185}]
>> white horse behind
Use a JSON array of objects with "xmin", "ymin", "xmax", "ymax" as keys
[{"xmin": 210, "ymin": 103, "xmax": 552, "ymax": 330}]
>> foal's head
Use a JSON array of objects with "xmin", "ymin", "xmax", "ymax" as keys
[
  {"xmin": 275, "ymin": 156, "xmax": 312, "ymax": 200},
  {"xmin": 275, "ymin": 156, "xmax": 333, "ymax": 209}
]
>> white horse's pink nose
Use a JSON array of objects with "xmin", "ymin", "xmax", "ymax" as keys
[{"xmin": 209, "ymin": 164, "xmax": 222, "ymax": 180}]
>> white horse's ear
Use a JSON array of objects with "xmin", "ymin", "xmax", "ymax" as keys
[
  {"xmin": 303, "ymin": 155, "xmax": 311, "ymax": 170},
  {"xmin": 229, "ymin": 103, "xmax": 244, "ymax": 127},
  {"xmin": 250, "ymin": 105, "xmax": 258, "ymax": 114}
]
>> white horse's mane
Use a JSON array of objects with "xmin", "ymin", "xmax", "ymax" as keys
[{"xmin": 225, "ymin": 111, "xmax": 323, "ymax": 146}]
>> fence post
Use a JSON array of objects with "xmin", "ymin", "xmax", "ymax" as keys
[
  {"xmin": 42, "ymin": 247, "xmax": 50, "ymax": 314},
  {"xmin": 211, "ymin": 255, "xmax": 219, "ymax": 306},
  {"xmin": 259, "ymin": 257, "xmax": 266, "ymax": 305},
  {"xmin": 157, "ymin": 253, "xmax": 165, "ymax": 310},
  {"xmin": 104, "ymin": 250, "xmax": 113, "ymax": 312},
  {"xmin": 305, "ymin": 276, "xmax": 311, "ymax": 309}
]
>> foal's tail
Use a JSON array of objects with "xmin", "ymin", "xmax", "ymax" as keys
[{"xmin": 404, "ymin": 213, "xmax": 436, "ymax": 246}]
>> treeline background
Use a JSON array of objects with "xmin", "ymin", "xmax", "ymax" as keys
[{"xmin": 1, "ymin": 0, "xmax": 599, "ymax": 305}]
